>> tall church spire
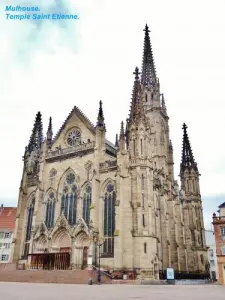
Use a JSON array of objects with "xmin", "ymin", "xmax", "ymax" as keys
[
  {"xmin": 28, "ymin": 112, "xmax": 43, "ymax": 152},
  {"xmin": 180, "ymin": 123, "xmax": 198, "ymax": 173},
  {"xmin": 129, "ymin": 67, "xmax": 145, "ymax": 124},
  {"xmin": 46, "ymin": 117, "xmax": 53, "ymax": 147},
  {"xmin": 96, "ymin": 100, "xmax": 105, "ymax": 129},
  {"xmin": 141, "ymin": 24, "xmax": 157, "ymax": 87}
]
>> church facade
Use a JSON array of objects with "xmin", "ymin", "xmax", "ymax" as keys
[{"xmin": 12, "ymin": 25, "xmax": 208, "ymax": 279}]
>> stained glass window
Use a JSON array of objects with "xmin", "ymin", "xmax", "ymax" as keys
[
  {"xmin": 83, "ymin": 185, "xmax": 91, "ymax": 225},
  {"xmin": 61, "ymin": 173, "xmax": 77, "ymax": 225},
  {"xmin": 26, "ymin": 197, "xmax": 35, "ymax": 241},
  {"xmin": 67, "ymin": 129, "xmax": 81, "ymax": 146},
  {"xmin": 24, "ymin": 196, "xmax": 35, "ymax": 257},
  {"xmin": 103, "ymin": 183, "xmax": 116, "ymax": 257},
  {"xmin": 45, "ymin": 192, "xmax": 56, "ymax": 229}
]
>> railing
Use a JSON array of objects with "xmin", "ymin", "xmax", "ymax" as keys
[
  {"xmin": 92, "ymin": 264, "xmax": 113, "ymax": 279},
  {"xmin": 28, "ymin": 253, "xmax": 70, "ymax": 270},
  {"xmin": 99, "ymin": 160, "xmax": 117, "ymax": 170},
  {"xmin": 130, "ymin": 158, "xmax": 148, "ymax": 165},
  {"xmin": 213, "ymin": 215, "xmax": 225, "ymax": 221},
  {"xmin": 46, "ymin": 141, "xmax": 95, "ymax": 160},
  {"xmin": 159, "ymin": 270, "xmax": 210, "ymax": 280}
]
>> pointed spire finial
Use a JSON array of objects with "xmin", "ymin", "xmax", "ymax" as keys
[
  {"xmin": 169, "ymin": 139, "xmax": 173, "ymax": 152},
  {"xmin": 180, "ymin": 123, "xmax": 198, "ymax": 173},
  {"xmin": 115, "ymin": 134, "xmax": 119, "ymax": 148},
  {"xmin": 141, "ymin": 24, "xmax": 157, "ymax": 87},
  {"xmin": 97, "ymin": 100, "xmax": 105, "ymax": 129},
  {"xmin": 161, "ymin": 93, "xmax": 167, "ymax": 114},
  {"xmin": 128, "ymin": 67, "xmax": 145, "ymax": 124},
  {"xmin": 133, "ymin": 67, "xmax": 141, "ymax": 80},
  {"xmin": 28, "ymin": 111, "xmax": 43, "ymax": 152},
  {"xmin": 120, "ymin": 121, "xmax": 125, "ymax": 138},
  {"xmin": 47, "ymin": 116, "xmax": 53, "ymax": 147},
  {"xmin": 119, "ymin": 121, "xmax": 125, "ymax": 150}
]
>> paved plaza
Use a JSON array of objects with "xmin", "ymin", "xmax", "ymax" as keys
[{"xmin": 0, "ymin": 282, "xmax": 224, "ymax": 300}]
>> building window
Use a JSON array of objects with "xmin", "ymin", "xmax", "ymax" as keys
[
  {"xmin": 24, "ymin": 196, "xmax": 35, "ymax": 257},
  {"xmin": 103, "ymin": 183, "xmax": 116, "ymax": 257},
  {"xmin": 61, "ymin": 173, "xmax": 77, "ymax": 225},
  {"xmin": 141, "ymin": 139, "xmax": 143, "ymax": 155},
  {"xmin": 221, "ymin": 227, "xmax": 225, "ymax": 238},
  {"xmin": 142, "ymin": 214, "xmax": 145, "ymax": 227},
  {"xmin": 144, "ymin": 243, "xmax": 147, "ymax": 253},
  {"xmin": 191, "ymin": 230, "xmax": 195, "ymax": 245},
  {"xmin": 222, "ymin": 246, "xmax": 225, "ymax": 255},
  {"xmin": 25, "ymin": 197, "xmax": 35, "ymax": 242},
  {"xmin": 200, "ymin": 254, "xmax": 204, "ymax": 264},
  {"xmin": 210, "ymin": 260, "xmax": 215, "ymax": 267},
  {"xmin": 209, "ymin": 249, "xmax": 214, "ymax": 258},
  {"xmin": 45, "ymin": 192, "xmax": 56, "ymax": 229},
  {"xmin": 3, "ymin": 243, "xmax": 10, "ymax": 249},
  {"xmin": 141, "ymin": 175, "xmax": 145, "ymax": 209},
  {"xmin": 66, "ymin": 128, "xmax": 81, "ymax": 146},
  {"xmin": 83, "ymin": 185, "xmax": 91, "ymax": 225},
  {"xmin": 1, "ymin": 254, "xmax": 9, "ymax": 261},
  {"xmin": 4, "ymin": 232, "xmax": 11, "ymax": 239}
]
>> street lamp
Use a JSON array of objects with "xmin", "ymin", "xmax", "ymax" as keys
[{"xmin": 93, "ymin": 235, "xmax": 105, "ymax": 284}]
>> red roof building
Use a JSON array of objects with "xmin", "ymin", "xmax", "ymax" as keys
[
  {"xmin": 0, "ymin": 206, "xmax": 17, "ymax": 230},
  {"xmin": 0, "ymin": 205, "xmax": 17, "ymax": 263}
]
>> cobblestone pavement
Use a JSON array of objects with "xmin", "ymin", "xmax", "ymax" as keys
[{"xmin": 0, "ymin": 282, "xmax": 224, "ymax": 300}]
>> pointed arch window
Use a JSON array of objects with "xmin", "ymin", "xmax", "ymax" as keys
[
  {"xmin": 103, "ymin": 183, "xmax": 116, "ymax": 257},
  {"xmin": 26, "ymin": 197, "xmax": 35, "ymax": 241},
  {"xmin": 61, "ymin": 172, "xmax": 77, "ymax": 225},
  {"xmin": 141, "ymin": 174, "xmax": 145, "ymax": 209},
  {"xmin": 45, "ymin": 192, "xmax": 56, "ymax": 229},
  {"xmin": 83, "ymin": 185, "xmax": 91, "ymax": 225},
  {"xmin": 24, "ymin": 195, "xmax": 35, "ymax": 257}
]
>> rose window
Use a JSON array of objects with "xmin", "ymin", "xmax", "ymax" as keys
[{"xmin": 66, "ymin": 129, "xmax": 81, "ymax": 146}]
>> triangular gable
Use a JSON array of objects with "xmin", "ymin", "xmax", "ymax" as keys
[
  {"xmin": 219, "ymin": 202, "xmax": 225, "ymax": 209},
  {"xmin": 53, "ymin": 106, "xmax": 96, "ymax": 144}
]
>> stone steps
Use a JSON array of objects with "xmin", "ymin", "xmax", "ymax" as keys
[{"xmin": 0, "ymin": 269, "xmax": 112, "ymax": 284}]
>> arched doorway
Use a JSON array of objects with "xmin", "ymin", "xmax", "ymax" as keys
[
  {"xmin": 74, "ymin": 232, "xmax": 89, "ymax": 269},
  {"xmin": 50, "ymin": 229, "xmax": 71, "ymax": 270}
]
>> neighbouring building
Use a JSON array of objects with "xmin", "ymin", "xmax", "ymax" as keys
[
  {"xmin": 0, "ymin": 205, "xmax": 16, "ymax": 263},
  {"xmin": 205, "ymin": 229, "xmax": 218, "ymax": 281},
  {"xmin": 212, "ymin": 203, "xmax": 225, "ymax": 284},
  {"xmin": 12, "ymin": 25, "xmax": 208, "ymax": 280}
]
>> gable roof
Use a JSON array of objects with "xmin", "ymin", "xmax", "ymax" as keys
[
  {"xmin": 53, "ymin": 106, "xmax": 96, "ymax": 143},
  {"xmin": 0, "ymin": 207, "xmax": 17, "ymax": 230},
  {"xmin": 219, "ymin": 202, "xmax": 225, "ymax": 209}
]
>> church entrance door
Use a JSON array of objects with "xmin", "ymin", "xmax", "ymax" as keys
[{"xmin": 82, "ymin": 246, "xmax": 88, "ymax": 269}]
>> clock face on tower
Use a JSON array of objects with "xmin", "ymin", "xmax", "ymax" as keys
[{"xmin": 66, "ymin": 128, "xmax": 81, "ymax": 146}]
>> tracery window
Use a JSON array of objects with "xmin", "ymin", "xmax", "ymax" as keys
[
  {"xmin": 141, "ymin": 174, "xmax": 145, "ymax": 209},
  {"xmin": 61, "ymin": 172, "xmax": 77, "ymax": 225},
  {"xmin": 24, "ymin": 195, "xmax": 35, "ymax": 257},
  {"xmin": 66, "ymin": 128, "xmax": 81, "ymax": 146},
  {"xmin": 26, "ymin": 197, "xmax": 35, "ymax": 241},
  {"xmin": 103, "ymin": 183, "xmax": 116, "ymax": 257},
  {"xmin": 45, "ymin": 192, "xmax": 56, "ymax": 229},
  {"xmin": 83, "ymin": 185, "xmax": 91, "ymax": 225}
]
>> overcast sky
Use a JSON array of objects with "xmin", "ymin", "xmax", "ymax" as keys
[{"xmin": 0, "ymin": 0, "xmax": 225, "ymax": 229}]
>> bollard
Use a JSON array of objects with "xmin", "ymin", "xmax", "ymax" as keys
[{"xmin": 88, "ymin": 278, "xmax": 93, "ymax": 285}]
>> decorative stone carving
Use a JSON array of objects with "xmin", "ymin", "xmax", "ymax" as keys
[{"xmin": 59, "ymin": 218, "xmax": 67, "ymax": 228}]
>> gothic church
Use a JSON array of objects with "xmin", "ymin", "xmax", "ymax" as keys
[{"xmin": 12, "ymin": 25, "xmax": 208, "ymax": 279}]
